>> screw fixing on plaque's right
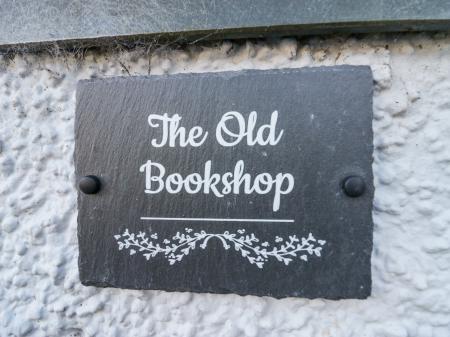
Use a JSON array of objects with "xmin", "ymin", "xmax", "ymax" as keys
[{"xmin": 342, "ymin": 176, "xmax": 365, "ymax": 197}]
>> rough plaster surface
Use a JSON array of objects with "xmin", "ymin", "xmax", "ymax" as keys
[{"xmin": 0, "ymin": 33, "xmax": 450, "ymax": 337}]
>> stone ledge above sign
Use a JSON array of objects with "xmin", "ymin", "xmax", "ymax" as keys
[
  {"xmin": 2, "ymin": 0, "xmax": 450, "ymax": 50},
  {"xmin": 75, "ymin": 66, "xmax": 374, "ymax": 299}
]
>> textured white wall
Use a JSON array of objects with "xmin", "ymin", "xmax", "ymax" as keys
[{"xmin": 1, "ymin": 33, "xmax": 450, "ymax": 337}]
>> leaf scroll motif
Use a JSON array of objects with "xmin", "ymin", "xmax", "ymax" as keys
[{"xmin": 115, "ymin": 228, "xmax": 326, "ymax": 269}]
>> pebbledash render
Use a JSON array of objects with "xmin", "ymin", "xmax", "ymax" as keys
[{"xmin": 1, "ymin": 33, "xmax": 450, "ymax": 336}]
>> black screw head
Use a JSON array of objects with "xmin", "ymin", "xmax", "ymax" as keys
[
  {"xmin": 78, "ymin": 175, "xmax": 101, "ymax": 194},
  {"xmin": 343, "ymin": 176, "xmax": 365, "ymax": 197}
]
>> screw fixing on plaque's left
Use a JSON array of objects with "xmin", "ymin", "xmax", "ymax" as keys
[{"xmin": 78, "ymin": 175, "xmax": 101, "ymax": 194}]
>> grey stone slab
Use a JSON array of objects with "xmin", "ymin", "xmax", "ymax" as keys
[
  {"xmin": 75, "ymin": 66, "xmax": 374, "ymax": 299},
  {"xmin": 1, "ymin": 0, "xmax": 450, "ymax": 50}
]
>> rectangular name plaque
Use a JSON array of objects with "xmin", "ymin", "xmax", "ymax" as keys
[{"xmin": 75, "ymin": 66, "xmax": 374, "ymax": 299}]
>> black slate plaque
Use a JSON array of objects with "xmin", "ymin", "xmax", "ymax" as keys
[{"xmin": 75, "ymin": 67, "xmax": 374, "ymax": 299}]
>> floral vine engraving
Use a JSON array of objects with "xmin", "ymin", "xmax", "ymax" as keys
[{"xmin": 115, "ymin": 228, "xmax": 326, "ymax": 269}]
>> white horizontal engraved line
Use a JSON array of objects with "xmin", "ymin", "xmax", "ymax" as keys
[{"xmin": 140, "ymin": 217, "xmax": 294, "ymax": 223}]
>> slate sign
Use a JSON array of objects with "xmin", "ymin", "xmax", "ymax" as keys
[{"xmin": 75, "ymin": 66, "xmax": 374, "ymax": 299}]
